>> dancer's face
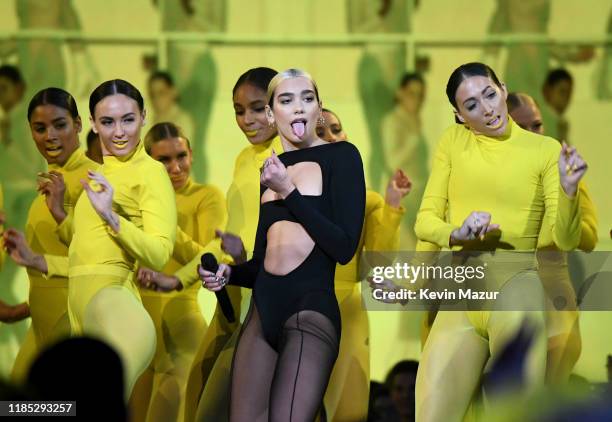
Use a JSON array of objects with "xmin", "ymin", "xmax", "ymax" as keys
[
  {"xmin": 316, "ymin": 111, "xmax": 346, "ymax": 142},
  {"xmin": 398, "ymin": 80, "xmax": 425, "ymax": 114},
  {"xmin": 267, "ymin": 77, "xmax": 322, "ymax": 146},
  {"xmin": 149, "ymin": 78, "xmax": 176, "ymax": 115},
  {"xmin": 233, "ymin": 83, "xmax": 276, "ymax": 145},
  {"xmin": 91, "ymin": 94, "xmax": 145, "ymax": 157},
  {"xmin": 509, "ymin": 99, "xmax": 544, "ymax": 135},
  {"xmin": 149, "ymin": 137, "xmax": 192, "ymax": 190},
  {"xmin": 454, "ymin": 75, "xmax": 509, "ymax": 137},
  {"xmin": 30, "ymin": 104, "xmax": 81, "ymax": 166},
  {"xmin": 544, "ymin": 79, "xmax": 572, "ymax": 115}
]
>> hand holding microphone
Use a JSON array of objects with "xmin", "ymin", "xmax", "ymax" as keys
[{"xmin": 199, "ymin": 253, "xmax": 236, "ymax": 323}]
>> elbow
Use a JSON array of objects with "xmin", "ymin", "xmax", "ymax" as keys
[
  {"xmin": 149, "ymin": 241, "xmax": 174, "ymax": 271},
  {"xmin": 579, "ymin": 236, "xmax": 597, "ymax": 253},
  {"xmin": 414, "ymin": 217, "xmax": 426, "ymax": 241},
  {"xmin": 335, "ymin": 240, "xmax": 358, "ymax": 265}
]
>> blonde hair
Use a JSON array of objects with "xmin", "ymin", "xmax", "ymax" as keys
[{"xmin": 266, "ymin": 68, "xmax": 320, "ymax": 107}]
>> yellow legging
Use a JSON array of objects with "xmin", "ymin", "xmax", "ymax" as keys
[
  {"xmin": 184, "ymin": 286, "xmax": 241, "ymax": 422},
  {"xmin": 11, "ymin": 284, "xmax": 71, "ymax": 382},
  {"xmin": 416, "ymin": 258, "xmax": 547, "ymax": 422},
  {"xmin": 323, "ymin": 281, "xmax": 370, "ymax": 421},
  {"xmin": 69, "ymin": 272, "xmax": 156, "ymax": 397},
  {"xmin": 130, "ymin": 292, "xmax": 207, "ymax": 422}
]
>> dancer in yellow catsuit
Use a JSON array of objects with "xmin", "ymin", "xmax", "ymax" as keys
[
  {"xmin": 413, "ymin": 63, "xmax": 584, "ymax": 422},
  {"xmin": 317, "ymin": 108, "xmax": 411, "ymax": 421},
  {"xmin": 4, "ymin": 81, "xmax": 176, "ymax": 397},
  {"xmin": 6, "ymin": 88, "xmax": 98, "ymax": 381},
  {"xmin": 183, "ymin": 67, "xmax": 281, "ymax": 422},
  {"xmin": 128, "ymin": 122, "xmax": 226, "ymax": 422},
  {"xmin": 507, "ymin": 91, "xmax": 598, "ymax": 383}
]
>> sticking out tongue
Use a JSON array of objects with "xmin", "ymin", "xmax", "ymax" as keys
[{"xmin": 291, "ymin": 121, "xmax": 306, "ymax": 138}]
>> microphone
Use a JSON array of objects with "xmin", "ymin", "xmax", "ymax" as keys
[{"xmin": 201, "ymin": 253, "xmax": 236, "ymax": 323}]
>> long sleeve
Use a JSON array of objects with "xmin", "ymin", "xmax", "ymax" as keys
[
  {"xmin": 283, "ymin": 143, "xmax": 366, "ymax": 265},
  {"xmin": 195, "ymin": 186, "xmax": 227, "ymax": 246},
  {"xmin": 55, "ymin": 209, "xmax": 74, "ymax": 246},
  {"xmin": 228, "ymin": 205, "xmax": 267, "ymax": 288},
  {"xmin": 109, "ymin": 172, "xmax": 176, "ymax": 271},
  {"xmin": 540, "ymin": 141, "xmax": 581, "ymax": 251},
  {"xmin": 173, "ymin": 228, "xmax": 205, "ymax": 266},
  {"xmin": 577, "ymin": 181, "xmax": 598, "ymax": 252},
  {"xmin": 414, "ymin": 134, "xmax": 456, "ymax": 248},
  {"xmin": 44, "ymin": 254, "xmax": 69, "ymax": 278},
  {"xmin": 364, "ymin": 192, "xmax": 404, "ymax": 252}
]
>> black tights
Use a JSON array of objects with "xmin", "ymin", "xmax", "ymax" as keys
[{"xmin": 229, "ymin": 303, "xmax": 339, "ymax": 422}]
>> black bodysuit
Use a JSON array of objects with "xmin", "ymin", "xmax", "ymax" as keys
[{"xmin": 229, "ymin": 141, "xmax": 366, "ymax": 349}]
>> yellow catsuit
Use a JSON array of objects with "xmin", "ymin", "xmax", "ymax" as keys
[
  {"xmin": 11, "ymin": 148, "xmax": 98, "ymax": 382},
  {"xmin": 67, "ymin": 141, "xmax": 176, "ymax": 396},
  {"xmin": 413, "ymin": 119, "xmax": 581, "ymax": 422},
  {"xmin": 184, "ymin": 136, "xmax": 284, "ymax": 422},
  {"xmin": 131, "ymin": 178, "xmax": 226, "ymax": 422},
  {"xmin": 325, "ymin": 189, "xmax": 404, "ymax": 421}
]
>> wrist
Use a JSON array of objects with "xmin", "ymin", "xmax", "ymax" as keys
[
  {"xmin": 172, "ymin": 276, "xmax": 183, "ymax": 291},
  {"xmin": 561, "ymin": 182, "xmax": 577, "ymax": 198},
  {"xmin": 449, "ymin": 229, "xmax": 463, "ymax": 246},
  {"xmin": 385, "ymin": 195, "xmax": 401, "ymax": 209},
  {"xmin": 50, "ymin": 207, "xmax": 67, "ymax": 225},
  {"xmin": 32, "ymin": 254, "xmax": 48, "ymax": 274},
  {"xmin": 279, "ymin": 183, "xmax": 296, "ymax": 199},
  {"xmin": 102, "ymin": 211, "xmax": 120, "ymax": 232}
]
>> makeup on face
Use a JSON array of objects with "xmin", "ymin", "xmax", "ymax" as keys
[
  {"xmin": 92, "ymin": 94, "xmax": 144, "ymax": 157},
  {"xmin": 455, "ymin": 76, "xmax": 509, "ymax": 137},
  {"xmin": 30, "ymin": 104, "xmax": 81, "ymax": 165},
  {"xmin": 233, "ymin": 83, "xmax": 277, "ymax": 145}
]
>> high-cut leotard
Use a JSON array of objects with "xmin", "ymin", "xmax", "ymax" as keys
[{"xmin": 229, "ymin": 141, "xmax": 366, "ymax": 349}]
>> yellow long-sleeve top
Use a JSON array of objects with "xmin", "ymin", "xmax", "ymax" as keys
[
  {"xmin": 335, "ymin": 190, "xmax": 404, "ymax": 283},
  {"xmin": 68, "ymin": 141, "xmax": 176, "ymax": 279},
  {"xmin": 175, "ymin": 136, "xmax": 283, "ymax": 287},
  {"xmin": 26, "ymin": 148, "xmax": 98, "ymax": 288},
  {"xmin": 142, "ymin": 177, "xmax": 226, "ymax": 296},
  {"xmin": 576, "ymin": 182, "xmax": 598, "ymax": 251},
  {"xmin": 415, "ymin": 119, "xmax": 581, "ymax": 251}
]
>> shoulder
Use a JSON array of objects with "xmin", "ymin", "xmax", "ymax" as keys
[
  {"xmin": 331, "ymin": 141, "xmax": 363, "ymax": 163},
  {"xmin": 195, "ymin": 183, "xmax": 226, "ymax": 204}
]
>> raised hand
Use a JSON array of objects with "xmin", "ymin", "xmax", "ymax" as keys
[
  {"xmin": 81, "ymin": 170, "xmax": 119, "ymax": 231},
  {"xmin": 198, "ymin": 263, "xmax": 231, "ymax": 292},
  {"xmin": 136, "ymin": 267, "xmax": 181, "ymax": 292},
  {"xmin": 385, "ymin": 169, "xmax": 412, "ymax": 208},
  {"xmin": 559, "ymin": 142, "xmax": 587, "ymax": 197},
  {"xmin": 3, "ymin": 228, "xmax": 47, "ymax": 273},
  {"xmin": 38, "ymin": 171, "xmax": 67, "ymax": 224},
  {"xmin": 216, "ymin": 229, "xmax": 246, "ymax": 264},
  {"xmin": 451, "ymin": 211, "xmax": 501, "ymax": 245},
  {"xmin": 260, "ymin": 149, "xmax": 295, "ymax": 198}
]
